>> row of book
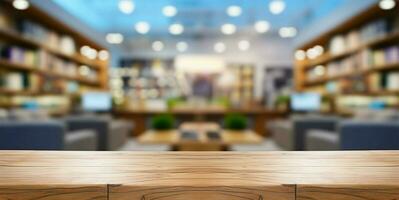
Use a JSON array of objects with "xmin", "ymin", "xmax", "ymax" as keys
[
  {"xmin": 329, "ymin": 15, "xmax": 399, "ymax": 55},
  {"xmin": 307, "ymin": 45, "xmax": 399, "ymax": 82},
  {"xmin": 360, "ymin": 45, "xmax": 399, "ymax": 69},
  {"xmin": 19, "ymin": 20, "xmax": 77, "ymax": 55},
  {"xmin": 368, "ymin": 72, "xmax": 399, "ymax": 91},
  {"xmin": 0, "ymin": 44, "xmax": 99, "ymax": 81},
  {"xmin": 0, "ymin": 70, "xmax": 80, "ymax": 93}
]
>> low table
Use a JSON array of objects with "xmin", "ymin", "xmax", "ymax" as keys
[{"xmin": 138, "ymin": 122, "xmax": 263, "ymax": 151}]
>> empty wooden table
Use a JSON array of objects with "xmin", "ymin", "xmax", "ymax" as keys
[
  {"xmin": 0, "ymin": 151, "xmax": 399, "ymax": 199},
  {"xmin": 138, "ymin": 122, "xmax": 263, "ymax": 150}
]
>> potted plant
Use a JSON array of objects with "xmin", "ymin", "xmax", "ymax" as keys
[
  {"xmin": 151, "ymin": 114, "xmax": 175, "ymax": 131},
  {"xmin": 224, "ymin": 114, "xmax": 248, "ymax": 131},
  {"xmin": 275, "ymin": 95, "xmax": 290, "ymax": 111}
]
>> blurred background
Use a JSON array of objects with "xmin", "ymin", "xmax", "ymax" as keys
[{"xmin": 0, "ymin": 0, "xmax": 398, "ymax": 151}]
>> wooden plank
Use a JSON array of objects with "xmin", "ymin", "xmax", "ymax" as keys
[
  {"xmin": 0, "ymin": 185, "xmax": 107, "ymax": 200},
  {"xmin": 109, "ymin": 185, "xmax": 295, "ymax": 200},
  {"xmin": 0, "ymin": 151, "xmax": 399, "ymax": 186},
  {"xmin": 297, "ymin": 185, "xmax": 399, "ymax": 200}
]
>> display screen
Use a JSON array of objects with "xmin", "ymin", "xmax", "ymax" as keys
[
  {"xmin": 82, "ymin": 92, "xmax": 112, "ymax": 111},
  {"xmin": 291, "ymin": 93, "xmax": 321, "ymax": 112}
]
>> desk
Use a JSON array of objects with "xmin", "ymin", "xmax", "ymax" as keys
[{"xmin": 0, "ymin": 151, "xmax": 399, "ymax": 199}]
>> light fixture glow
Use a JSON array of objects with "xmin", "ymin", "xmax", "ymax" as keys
[
  {"xmin": 214, "ymin": 42, "xmax": 226, "ymax": 53},
  {"xmin": 295, "ymin": 50, "xmax": 306, "ymax": 60},
  {"xmin": 12, "ymin": 0, "xmax": 29, "ymax": 10},
  {"xmin": 80, "ymin": 46, "xmax": 91, "ymax": 56},
  {"xmin": 98, "ymin": 50, "xmax": 110, "ymax": 60},
  {"xmin": 269, "ymin": 0, "xmax": 286, "ymax": 15},
  {"xmin": 279, "ymin": 27, "xmax": 297, "ymax": 38},
  {"xmin": 163, "ymin": 5, "xmax": 178, "ymax": 17},
  {"xmin": 169, "ymin": 23, "xmax": 184, "ymax": 35},
  {"xmin": 176, "ymin": 42, "xmax": 188, "ymax": 52},
  {"xmin": 379, "ymin": 0, "xmax": 396, "ymax": 10},
  {"xmin": 238, "ymin": 40, "xmax": 250, "ymax": 51},
  {"xmin": 135, "ymin": 21, "xmax": 151, "ymax": 34},
  {"xmin": 118, "ymin": 0, "xmax": 135, "ymax": 14},
  {"xmin": 106, "ymin": 33, "xmax": 124, "ymax": 44},
  {"xmin": 254, "ymin": 20, "xmax": 271, "ymax": 33},
  {"xmin": 152, "ymin": 41, "xmax": 164, "ymax": 52},
  {"xmin": 221, "ymin": 24, "xmax": 237, "ymax": 35},
  {"xmin": 227, "ymin": 5, "xmax": 242, "ymax": 17},
  {"xmin": 314, "ymin": 65, "xmax": 326, "ymax": 76}
]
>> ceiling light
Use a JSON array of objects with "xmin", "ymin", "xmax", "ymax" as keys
[
  {"xmin": 379, "ymin": 0, "xmax": 396, "ymax": 10},
  {"xmin": 176, "ymin": 42, "xmax": 188, "ymax": 52},
  {"xmin": 163, "ymin": 5, "xmax": 177, "ymax": 17},
  {"xmin": 295, "ymin": 50, "xmax": 306, "ymax": 60},
  {"xmin": 238, "ymin": 40, "xmax": 250, "ymax": 51},
  {"xmin": 279, "ymin": 27, "xmax": 297, "ymax": 38},
  {"xmin": 118, "ymin": 0, "xmax": 135, "ymax": 14},
  {"xmin": 135, "ymin": 21, "xmax": 151, "ymax": 34},
  {"xmin": 269, "ymin": 0, "xmax": 286, "ymax": 15},
  {"xmin": 152, "ymin": 41, "xmax": 164, "ymax": 52},
  {"xmin": 227, "ymin": 5, "xmax": 242, "ymax": 17},
  {"xmin": 98, "ymin": 50, "xmax": 110, "ymax": 60},
  {"xmin": 169, "ymin": 23, "xmax": 184, "ymax": 35},
  {"xmin": 221, "ymin": 24, "xmax": 237, "ymax": 35},
  {"xmin": 106, "ymin": 33, "xmax": 124, "ymax": 44},
  {"xmin": 214, "ymin": 42, "xmax": 226, "ymax": 53},
  {"xmin": 254, "ymin": 20, "xmax": 270, "ymax": 33},
  {"xmin": 12, "ymin": 0, "xmax": 29, "ymax": 10}
]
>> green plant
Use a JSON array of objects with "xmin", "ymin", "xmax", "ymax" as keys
[
  {"xmin": 151, "ymin": 114, "xmax": 175, "ymax": 130},
  {"xmin": 275, "ymin": 95, "xmax": 290, "ymax": 105},
  {"xmin": 224, "ymin": 114, "xmax": 248, "ymax": 130}
]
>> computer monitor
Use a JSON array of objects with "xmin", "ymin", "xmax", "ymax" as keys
[
  {"xmin": 82, "ymin": 92, "xmax": 112, "ymax": 112},
  {"xmin": 291, "ymin": 93, "xmax": 321, "ymax": 112}
]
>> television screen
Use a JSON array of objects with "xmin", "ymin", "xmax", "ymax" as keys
[
  {"xmin": 82, "ymin": 92, "xmax": 112, "ymax": 111},
  {"xmin": 291, "ymin": 93, "xmax": 321, "ymax": 112}
]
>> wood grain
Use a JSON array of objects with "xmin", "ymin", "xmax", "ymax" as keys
[
  {"xmin": 297, "ymin": 185, "xmax": 399, "ymax": 200},
  {"xmin": 0, "ymin": 185, "xmax": 107, "ymax": 200},
  {"xmin": 109, "ymin": 185, "xmax": 294, "ymax": 200}
]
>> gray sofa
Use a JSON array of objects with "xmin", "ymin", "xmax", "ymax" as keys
[
  {"xmin": 306, "ymin": 120, "xmax": 399, "ymax": 150},
  {"xmin": 64, "ymin": 115, "xmax": 133, "ymax": 151},
  {"xmin": 0, "ymin": 121, "xmax": 97, "ymax": 150},
  {"xmin": 268, "ymin": 115, "xmax": 340, "ymax": 150}
]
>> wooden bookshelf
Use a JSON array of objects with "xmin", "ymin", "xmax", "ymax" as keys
[
  {"xmin": 295, "ymin": 1, "xmax": 399, "ymax": 96},
  {"xmin": 0, "ymin": 1, "xmax": 109, "ymax": 101}
]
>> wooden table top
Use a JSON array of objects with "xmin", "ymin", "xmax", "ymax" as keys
[
  {"xmin": 0, "ymin": 151, "xmax": 399, "ymax": 186},
  {"xmin": 138, "ymin": 129, "xmax": 263, "ymax": 145}
]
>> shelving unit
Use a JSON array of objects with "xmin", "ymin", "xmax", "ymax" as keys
[
  {"xmin": 0, "ymin": 1, "xmax": 109, "ymax": 110},
  {"xmin": 294, "ymin": 1, "xmax": 399, "ymax": 112}
]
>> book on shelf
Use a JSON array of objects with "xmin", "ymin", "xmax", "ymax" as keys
[{"xmin": 387, "ymin": 72, "xmax": 399, "ymax": 90}]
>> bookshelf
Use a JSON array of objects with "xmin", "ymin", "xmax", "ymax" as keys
[
  {"xmin": 294, "ymin": 1, "xmax": 399, "ymax": 111},
  {"xmin": 0, "ymin": 1, "xmax": 109, "ymax": 110}
]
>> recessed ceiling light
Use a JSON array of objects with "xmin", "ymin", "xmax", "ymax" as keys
[
  {"xmin": 279, "ymin": 27, "xmax": 297, "ymax": 38},
  {"xmin": 163, "ymin": 5, "xmax": 178, "ymax": 17},
  {"xmin": 176, "ymin": 42, "xmax": 188, "ymax": 52},
  {"xmin": 169, "ymin": 23, "xmax": 184, "ymax": 35},
  {"xmin": 98, "ymin": 50, "xmax": 110, "ymax": 61},
  {"xmin": 238, "ymin": 40, "xmax": 250, "ymax": 51},
  {"xmin": 379, "ymin": 0, "xmax": 396, "ymax": 10},
  {"xmin": 12, "ymin": 0, "xmax": 29, "ymax": 10},
  {"xmin": 135, "ymin": 21, "xmax": 151, "ymax": 34},
  {"xmin": 118, "ymin": 0, "xmax": 135, "ymax": 14},
  {"xmin": 269, "ymin": 0, "xmax": 285, "ymax": 15},
  {"xmin": 221, "ymin": 24, "xmax": 237, "ymax": 35},
  {"xmin": 227, "ymin": 5, "xmax": 242, "ymax": 17},
  {"xmin": 214, "ymin": 42, "xmax": 226, "ymax": 53},
  {"xmin": 106, "ymin": 33, "xmax": 124, "ymax": 44},
  {"xmin": 254, "ymin": 20, "xmax": 271, "ymax": 33},
  {"xmin": 295, "ymin": 50, "xmax": 306, "ymax": 60},
  {"xmin": 152, "ymin": 41, "xmax": 164, "ymax": 51}
]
